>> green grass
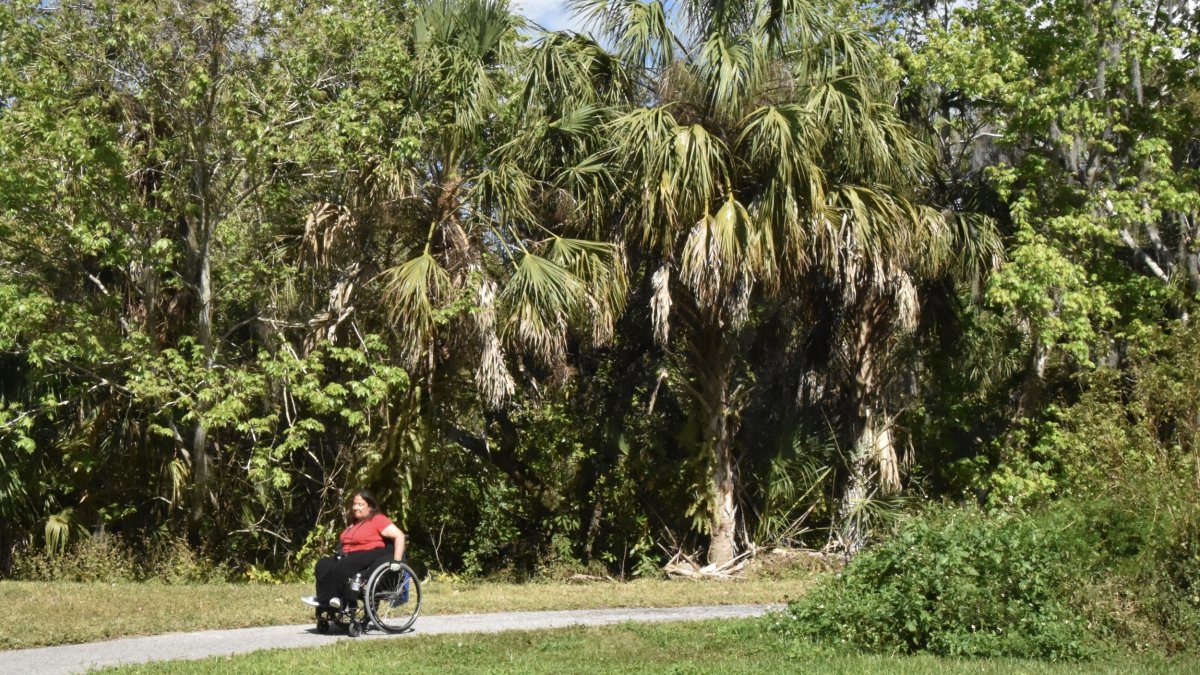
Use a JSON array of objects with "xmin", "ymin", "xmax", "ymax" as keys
[
  {"xmin": 100, "ymin": 618, "xmax": 1196, "ymax": 674},
  {"xmin": 0, "ymin": 576, "xmax": 811, "ymax": 650}
]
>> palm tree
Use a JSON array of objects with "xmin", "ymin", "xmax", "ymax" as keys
[
  {"xmin": 373, "ymin": 0, "xmax": 628, "ymax": 489},
  {"xmin": 559, "ymin": 0, "xmax": 1001, "ymax": 563}
]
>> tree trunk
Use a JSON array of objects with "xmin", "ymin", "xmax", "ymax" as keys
[
  {"xmin": 186, "ymin": 19, "xmax": 224, "ymax": 528},
  {"xmin": 700, "ymin": 327, "xmax": 739, "ymax": 567},
  {"xmin": 1013, "ymin": 334, "xmax": 1049, "ymax": 423},
  {"xmin": 832, "ymin": 303, "xmax": 900, "ymax": 555},
  {"xmin": 708, "ymin": 411, "xmax": 738, "ymax": 566},
  {"xmin": 836, "ymin": 450, "xmax": 871, "ymax": 557},
  {"xmin": 189, "ymin": 209, "xmax": 214, "ymax": 525},
  {"xmin": 835, "ymin": 407, "xmax": 898, "ymax": 556}
]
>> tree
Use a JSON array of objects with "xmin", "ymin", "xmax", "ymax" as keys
[
  {"xmin": 0, "ymin": 0, "xmax": 415, "ymax": 568},
  {"xmin": 346, "ymin": 0, "xmax": 633, "ymax": 563},
  {"xmin": 557, "ymin": 0, "xmax": 1001, "ymax": 561},
  {"xmin": 897, "ymin": 0, "xmax": 1200, "ymax": 503}
]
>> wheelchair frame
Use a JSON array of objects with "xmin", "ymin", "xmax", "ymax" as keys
[{"xmin": 315, "ymin": 560, "xmax": 422, "ymax": 637}]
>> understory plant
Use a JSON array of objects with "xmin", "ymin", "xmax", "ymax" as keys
[{"xmin": 783, "ymin": 505, "xmax": 1098, "ymax": 660}]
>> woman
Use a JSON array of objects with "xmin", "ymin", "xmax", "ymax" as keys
[{"xmin": 302, "ymin": 490, "xmax": 406, "ymax": 610}]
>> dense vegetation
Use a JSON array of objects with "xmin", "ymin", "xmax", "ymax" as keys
[{"xmin": 1, "ymin": 0, "xmax": 1197, "ymax": 654}]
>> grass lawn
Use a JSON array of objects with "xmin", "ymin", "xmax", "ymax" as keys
[
  {"xmin": 0, "ymin": 576, "xmax": 810, "ymax": 650},
  {"xmin": 100, "ymin": 618, "xmax": 1195, "ymax": 674}
]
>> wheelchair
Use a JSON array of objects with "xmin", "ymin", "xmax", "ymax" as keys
[{"xmin": 315, "ymin": 560, "xmax": 422, "ymax": 637}]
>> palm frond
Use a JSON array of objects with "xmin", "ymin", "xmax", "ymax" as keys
[
  {"xmin": 543, "ymin": 237, "xmax": 628, "ymax": 345},
  {"xmin": 737, "ymin": 103, "xmax": 827, "ymax": 275},
  {"xmin": 474, "ymin": 161, "xmax": 538, "ymax": 227},
  {"xmin": 756, "ymin": 0, "xmax": 826, "ymax": 47},
  {"xmin": 411, "ymin": 0, "xmax": 522, "ymax": 144},
  {"xmin": 834, "ymin": 487, "xmax": 908, "ymax": 552},
  {"xmin": 753, "ymin": 451, "xmax": 833, "ymax": 547},
  {"xmin": 680, "ymin": 195, "xmax": 755, "ymax": 309},
  {"xmin": 548, "ymin": 151, "xmax": 618, "ymax": 235},
  {"xmin": 499, "ymin": 251, "xmax": 585, "ymax": 366},
  {"xmin": 934, "ymin": 209, "xmax": 1005, "ymax": 292},
  {"xmin": 381, "ymin": 253, "xmax": 452, "ymax": 364},
  {"xmin": 697, "ymin": 31, "xmax": 760, "ymax": 120},
  {"xmin": 570, "ymin": 0, "xmax": 676, "ymax": 72},
  {"xmin": 524, "ymin": 31, "xmax": 634, "ymax": 108},
  {"xmin": 669, "ymin": 122, "xmax": 727, "ymax": 224},
  {"xmin": 553, "ymin": 103, "xmax": 607, "ymax": 139},
  {"xmin": 44, "ymin": 507, "xmax": 81, "ymax": 556},
  {"xmin": 606, "ymin": 105, "xmax": 681, "ymax": 249},
  {"xmin": 819, "ymin": 185, "xmax": 910, "ymax": 282}
]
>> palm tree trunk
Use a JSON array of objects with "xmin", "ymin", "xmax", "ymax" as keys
[
  {"xmin": 695, "ymin": 322, "xmax": 738, "ymax": 566},
  {"xmin": 834, "ymin": 304, "xmax": 900, "ymax": 555},
  {"xmin": 708, "ymin": 403, "xmax": 738, "ymax": 566},
  {"xmin": 835, "ymin": 407, "xmax": 900, "ymax": 555}
]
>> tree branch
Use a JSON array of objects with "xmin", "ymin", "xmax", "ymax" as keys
[{"xmin": 1119, "ymin": 226, "xmax": 1170, "ymax": 283}]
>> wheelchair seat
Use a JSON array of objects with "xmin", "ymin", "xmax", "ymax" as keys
[{"xmin": 314, "ymin": 560, "xmax": 422, "ymax": 636}]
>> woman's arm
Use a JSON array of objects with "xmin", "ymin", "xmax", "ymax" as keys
[{"xmin": 380, "ymin": 523, "xmax": 406, "ymax": 561}]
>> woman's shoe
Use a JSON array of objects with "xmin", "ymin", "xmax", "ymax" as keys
[
  {"xmin": 300, "ymin": 595, "xmax": 320, "ymax": 607},
  {"xmin": 328, "ymin": 597, "xmax": 343, "ymax": 610}
]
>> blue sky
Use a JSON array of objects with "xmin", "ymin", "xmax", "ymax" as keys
[{"xmin": 516, "ymin": 0, "xmax": 589, "ymax": 33}]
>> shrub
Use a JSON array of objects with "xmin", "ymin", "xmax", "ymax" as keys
[
  {"xmin": 11, "ymin": 534, "xmax": 140, "ymax": 582},
  {"xmin": 1077, "ymin": 476, "xmax": 1200, "ymax": 653},
  {"xmin": 144, "ymin": 536, "xmax": 231, "ymax": 584},
  {"xmin": 10, "ymin": 534, "xmax": 230, "ymax": 583},
  {"xmin": 782, "ymin": 506, "xmax": 1099, "ymax": 661}
]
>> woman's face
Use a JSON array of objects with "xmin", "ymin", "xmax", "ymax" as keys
[{"xmin": 351, "ymin": 495, "xmax": 371, "ymax": 521}]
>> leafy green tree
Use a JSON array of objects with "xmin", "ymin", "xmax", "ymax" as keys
[
  {"xmin": 0, "ymin": 0, "xmax": 416, "ymax": 570},
  {"xmin": 898, "ymin": 0, "xmax": 1200, "ymax": 502}
]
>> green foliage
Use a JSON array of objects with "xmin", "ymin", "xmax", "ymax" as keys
[
  {"xmin": 787, "ymin": 469, "xmax": 1200, "ymax": 658},
  {"xmin": 784, "ymin": 506, "xmax": 1099, "ymax": 660},
  {"xmin": 939, "ymin": 319, "xmax": 1200, "ymax": 509},
  {"xmin": 11, "ymin": 534, "xmax": 229, "ymax": 584},
  {"xmin": 986, "ymin": 224, "xmax": 1117, "ymax": 367},
  {"xmin": 1, "ymin": 0, "xmax": 1199, "ymax": 600}
]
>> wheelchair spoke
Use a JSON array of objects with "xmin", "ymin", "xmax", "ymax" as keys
[{"xmin": 364, "ymin": 563, "xmax": 421, "ymax": 633}]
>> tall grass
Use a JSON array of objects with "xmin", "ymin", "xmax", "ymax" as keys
[{"xmin": 10, "ymin": 534, "xmax": 230, "ymax": 584}]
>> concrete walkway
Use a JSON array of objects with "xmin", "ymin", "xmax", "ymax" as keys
[{"xmin": 0, "ymin": 604, "xmax": 783, "ymax": 674}]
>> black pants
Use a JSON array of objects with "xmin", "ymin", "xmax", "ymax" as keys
[{"xmin": 314, "ymin": 545, "xmax": 393, "ymax": 606}]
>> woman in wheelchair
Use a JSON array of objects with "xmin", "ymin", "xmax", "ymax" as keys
[{"xmin": 302, "ymin": 490, "xmax": 405, "ymax": 611}]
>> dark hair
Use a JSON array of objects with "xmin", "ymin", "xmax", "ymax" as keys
[{"xmin": 352, "ymin": 490, "xmax": 380, "ymax": 516}]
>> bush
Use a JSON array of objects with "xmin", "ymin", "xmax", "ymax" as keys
[
  {"xmin": 10, "ymin": 534, "xmax": 229, "ymax": 583},
  {"xmin": 12, "ymin": 534, "xmax": 140, "ymax": 582},
  {"xmin": 144, "ymin": 536, "xmax": 231, "ymax": 584},
  {"xmin": 1077, "ymin": 478, "xmax": 1200, "ymax": 653},
  {"xmin": 782, "ymin": 506, "xmax": 1099, "ymax": 661}
]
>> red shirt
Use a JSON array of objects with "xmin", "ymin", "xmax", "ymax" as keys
[{"xmin": 340, "ymin": 513, "xmax": 393, "ymax": 553}]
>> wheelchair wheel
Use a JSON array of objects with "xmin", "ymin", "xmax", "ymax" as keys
[{"xmin": 364, "ymin": 562, "xmax": 421, "ymax": 633}]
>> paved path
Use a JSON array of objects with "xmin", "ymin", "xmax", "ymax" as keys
[{"xmin": 0, "ymin": 604, "xmax": 783, "ymax": 674}]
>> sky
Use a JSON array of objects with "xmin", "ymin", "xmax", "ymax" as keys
[{"xmin": 514, "ymin": 0, "xmax": 589, "ymax": 33}]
